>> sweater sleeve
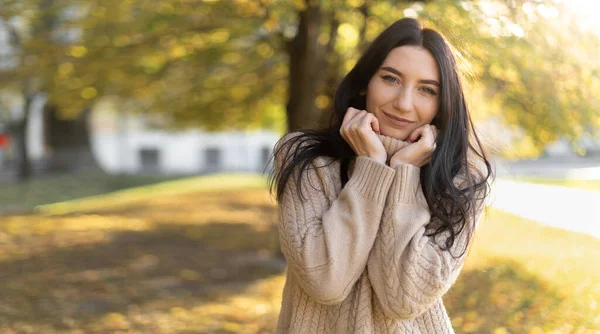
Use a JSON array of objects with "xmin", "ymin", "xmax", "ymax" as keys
[
  {"xmin": 367, "ymin": 163, "xmax": 485, "ymax": 320},
  {"xmin": 275, "ymin": 134, "xmax": 395, "ymax": 305}
]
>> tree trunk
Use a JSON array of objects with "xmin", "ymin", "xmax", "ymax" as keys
[
  {"xmin": 45, "ymin": 105, "xmax": 102, "ymax": 173},
  {"xmin": 14, "ymin": 94, "xmax": 33, "ymax": 181},
  {"xmin": 357, "ymin": 2, "xmax": 370, "ymax": 54},
  {"xmin": 318, "ymin": 16, "xmax": 340, "ymax": 128},
  {"xmin": 286, "ymin": 3, "xmax": 328, "ymax": 132},
  {"xmin": 285, "ymin": 1, "xmax": 425, "ymax": 132}
]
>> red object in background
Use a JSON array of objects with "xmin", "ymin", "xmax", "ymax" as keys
[{"xmin": 0, "ymin": 133, "xmax": 10, "ymax": 148}]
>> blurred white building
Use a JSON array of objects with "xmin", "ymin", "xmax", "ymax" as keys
[
  {"xmin": 88, "ymin": 109, "xmax": 280, "ymax": 175},
  {"xmin": 0, "ymin": 98, "xmax": 281, "ymax": 176}
]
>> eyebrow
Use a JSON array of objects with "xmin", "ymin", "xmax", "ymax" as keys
[{"xmin": 380, "ymin": 66, "xmax": 440, "ymax": 87}]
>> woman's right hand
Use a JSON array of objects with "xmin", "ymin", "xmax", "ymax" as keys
[{"xmin": 340, "ymin": 107, "xmax": 387, "ymax": 165}]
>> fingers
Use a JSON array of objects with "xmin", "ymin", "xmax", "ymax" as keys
[
  {"xmin": 423, "ymin": 125, "xmax": 436, "ymax": 151},
  {"xmin": 340, "ymin": 107, "xmax": 360, "ymax": 140},
  {"xmin": 342, "ymin": 107, "xmax": 367, "ymax": 132},
  {"xmin": 350, "ymin": 110, "xmax": 368, "ymax": 131},
  {"xmin": 392, "ymin": 124, "xmax": 441, "ymax": 167},
  {"xmin": 407, "ymin": 124, "xmax": 434, "ymax": 143},
  {"xmin": 342, "ymin": 107, "xmax": 361, "ymax": 126},
  {"xmin": 341, "ymin": 107, "xmax": 379, "ymax": 136},
  {"xmin": 370, "ymin": 114, "xmax": 381, "ymax": 135},
  {"xmin": 406, "ymin": 126, "xmax": 425, "ymax": 143},
  {"xmin": 339, "ymin": 108, "xmax": 386, "ymax": 162},
  {"xmin": 340, "ymin": 108, "xmax": 373, "ymax": 149},
  {"xmin": 433, "ymin": 125, "xmax": 440, "ymax": 138},
  {"xmin": 431, "ymin": 125, "xmax": 439, "ymax": 151},
  {"xmin": 357, "ymin": 113, "xmax": 370, "ymax": 133},
  {"xmin": 407, "ymin": 124, "xmax": 437, "ymax": 152}
]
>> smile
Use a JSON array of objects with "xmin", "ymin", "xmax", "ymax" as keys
[{"xmin": 382, "ymin": 111, "xmax": 414, "ymax": 127}]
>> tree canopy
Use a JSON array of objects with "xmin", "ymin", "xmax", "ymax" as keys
[{"xmin": 1, "ymin": 0, "xmax": 599, "ymax": 157}]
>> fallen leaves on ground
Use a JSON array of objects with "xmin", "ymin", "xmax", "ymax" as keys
[{"xmin": 0, "ymin": 186, "xmax": 599, "ymax": 333}]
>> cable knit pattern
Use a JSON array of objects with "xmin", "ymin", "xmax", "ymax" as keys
[{"xmin": 274, "ymin": 132, "xmax": 484, "ymax": 333}]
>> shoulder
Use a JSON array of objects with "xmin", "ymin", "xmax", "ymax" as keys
[
  {"xmin": 276, "ymin": 132, "xmax": 340, "ymax": 182},
  {"xmin": 274, "ymin": 131, "xmax": 305, "ymax": 160},
  {"xmin": 278, "ymin": 131, "xmax": 303, "ymax": 144},
  {"xmin": 275, "ymin": 131, "xmax": 316, "ymax": 151},
  {"xmin": 275, "ymin": 131, "xmax": 336, "ymax": 165}
]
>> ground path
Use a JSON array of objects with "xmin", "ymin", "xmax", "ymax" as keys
[{"xmin": 490, "ymin": 179, "xmax": 600, "ymax": 239}]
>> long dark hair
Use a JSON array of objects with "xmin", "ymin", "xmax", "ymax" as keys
[{"xmin": 269, "ymin": 17, "xmax": 493, "ymax": 258}]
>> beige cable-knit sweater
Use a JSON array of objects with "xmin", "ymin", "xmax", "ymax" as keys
[{"xmin": 274, "ymin": 132, "xmax": 484, "ymax": 333}]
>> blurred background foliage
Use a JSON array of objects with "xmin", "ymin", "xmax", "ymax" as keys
[
  {"xmin": 1, "ymin": 1, "xmax": 600, "ymax": 333},
  {"xmin": 1, "ymin": 0, "xmax": 599, "ymax": 159}
]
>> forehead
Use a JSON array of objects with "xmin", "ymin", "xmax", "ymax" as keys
[{"xmin": 380, "ymin": 45, "xmax": 440, "ymax": 81}]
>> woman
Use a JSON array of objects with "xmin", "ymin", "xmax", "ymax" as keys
[{"xmin": 270, "ymin": 17, "xmax": 492, "ymax": 333}]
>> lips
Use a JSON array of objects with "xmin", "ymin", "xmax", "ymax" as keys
[{"xmin": 382, "ymin": 111, "xmax": 414, "ymax": 127}]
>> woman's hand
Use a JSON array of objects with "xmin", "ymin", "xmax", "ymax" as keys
[
  {"xmin": 340, "ymin": 107, "xmax": 387, "ymax": 165},
  {"xmin": 389, "ymin": 124, "xmax": 439, "ymax": 168}
]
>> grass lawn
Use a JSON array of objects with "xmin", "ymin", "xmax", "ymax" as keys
[
  {"xmin": 507, "ymin": 177, "xmax": 600, "ymax": 193},
  {"xmin": 0, "ymin": 174, "xmax": 599, "ymax": 333},
  {"xmin": 0, "ymin": 172, "xmax": 267, "ymax": 215},
  {"xmin": 0, "ymin": 172, "xmax": 184, "ymax": 214}
]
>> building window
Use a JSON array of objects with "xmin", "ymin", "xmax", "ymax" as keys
[
  {"xmin": 139, "ymin": 148, "xmax": 160, "ymax": 172},
  {"xmin": 204, "ymin": 147, "xmax": 221, "ymax": 172}
]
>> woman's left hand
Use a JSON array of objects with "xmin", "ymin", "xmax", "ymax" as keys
[{"xmin": 389, "ymin": 124, "xmax": 439, "ymax": 168}]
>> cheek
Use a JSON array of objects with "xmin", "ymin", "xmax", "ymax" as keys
[
  {"xmin": 419, "ymin": 99, "xmax": 439, "ymax": 122},
  {"xmin": 429, "ymin": 104, "xmax": 439, "ymax": 121},
  {"xmin": 365, "ymin": 81, "xmax": 379, "ymax": 111},
  {"xmin": 366, "ymin": 81, "xmax": 394, "ymax": 111}
]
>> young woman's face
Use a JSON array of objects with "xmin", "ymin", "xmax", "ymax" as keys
[{"xmin": 365, "ymin": 45, "xmax": 440, "ymax": 141}]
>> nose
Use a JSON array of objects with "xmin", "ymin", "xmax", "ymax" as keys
[{"xmin": 391, "ymin": 87, "xmax": 412, "ymax": 114}]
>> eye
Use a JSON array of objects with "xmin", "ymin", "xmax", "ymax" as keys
[
  {"xmin": 381, "ymin": 75, "xmax": 399, "ymax": 84},
  {"xmin": 420, "ymin": 86, "xmax": 437, "ymax": 96}
]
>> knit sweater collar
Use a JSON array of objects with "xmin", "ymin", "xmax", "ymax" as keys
[
  {"xmin": 374, "ymin": 133, "xmax": 410, "ymax": 161},
  {"xmin": 347, "ymin": 133, "xmax": 410, "ymax": 178}
]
